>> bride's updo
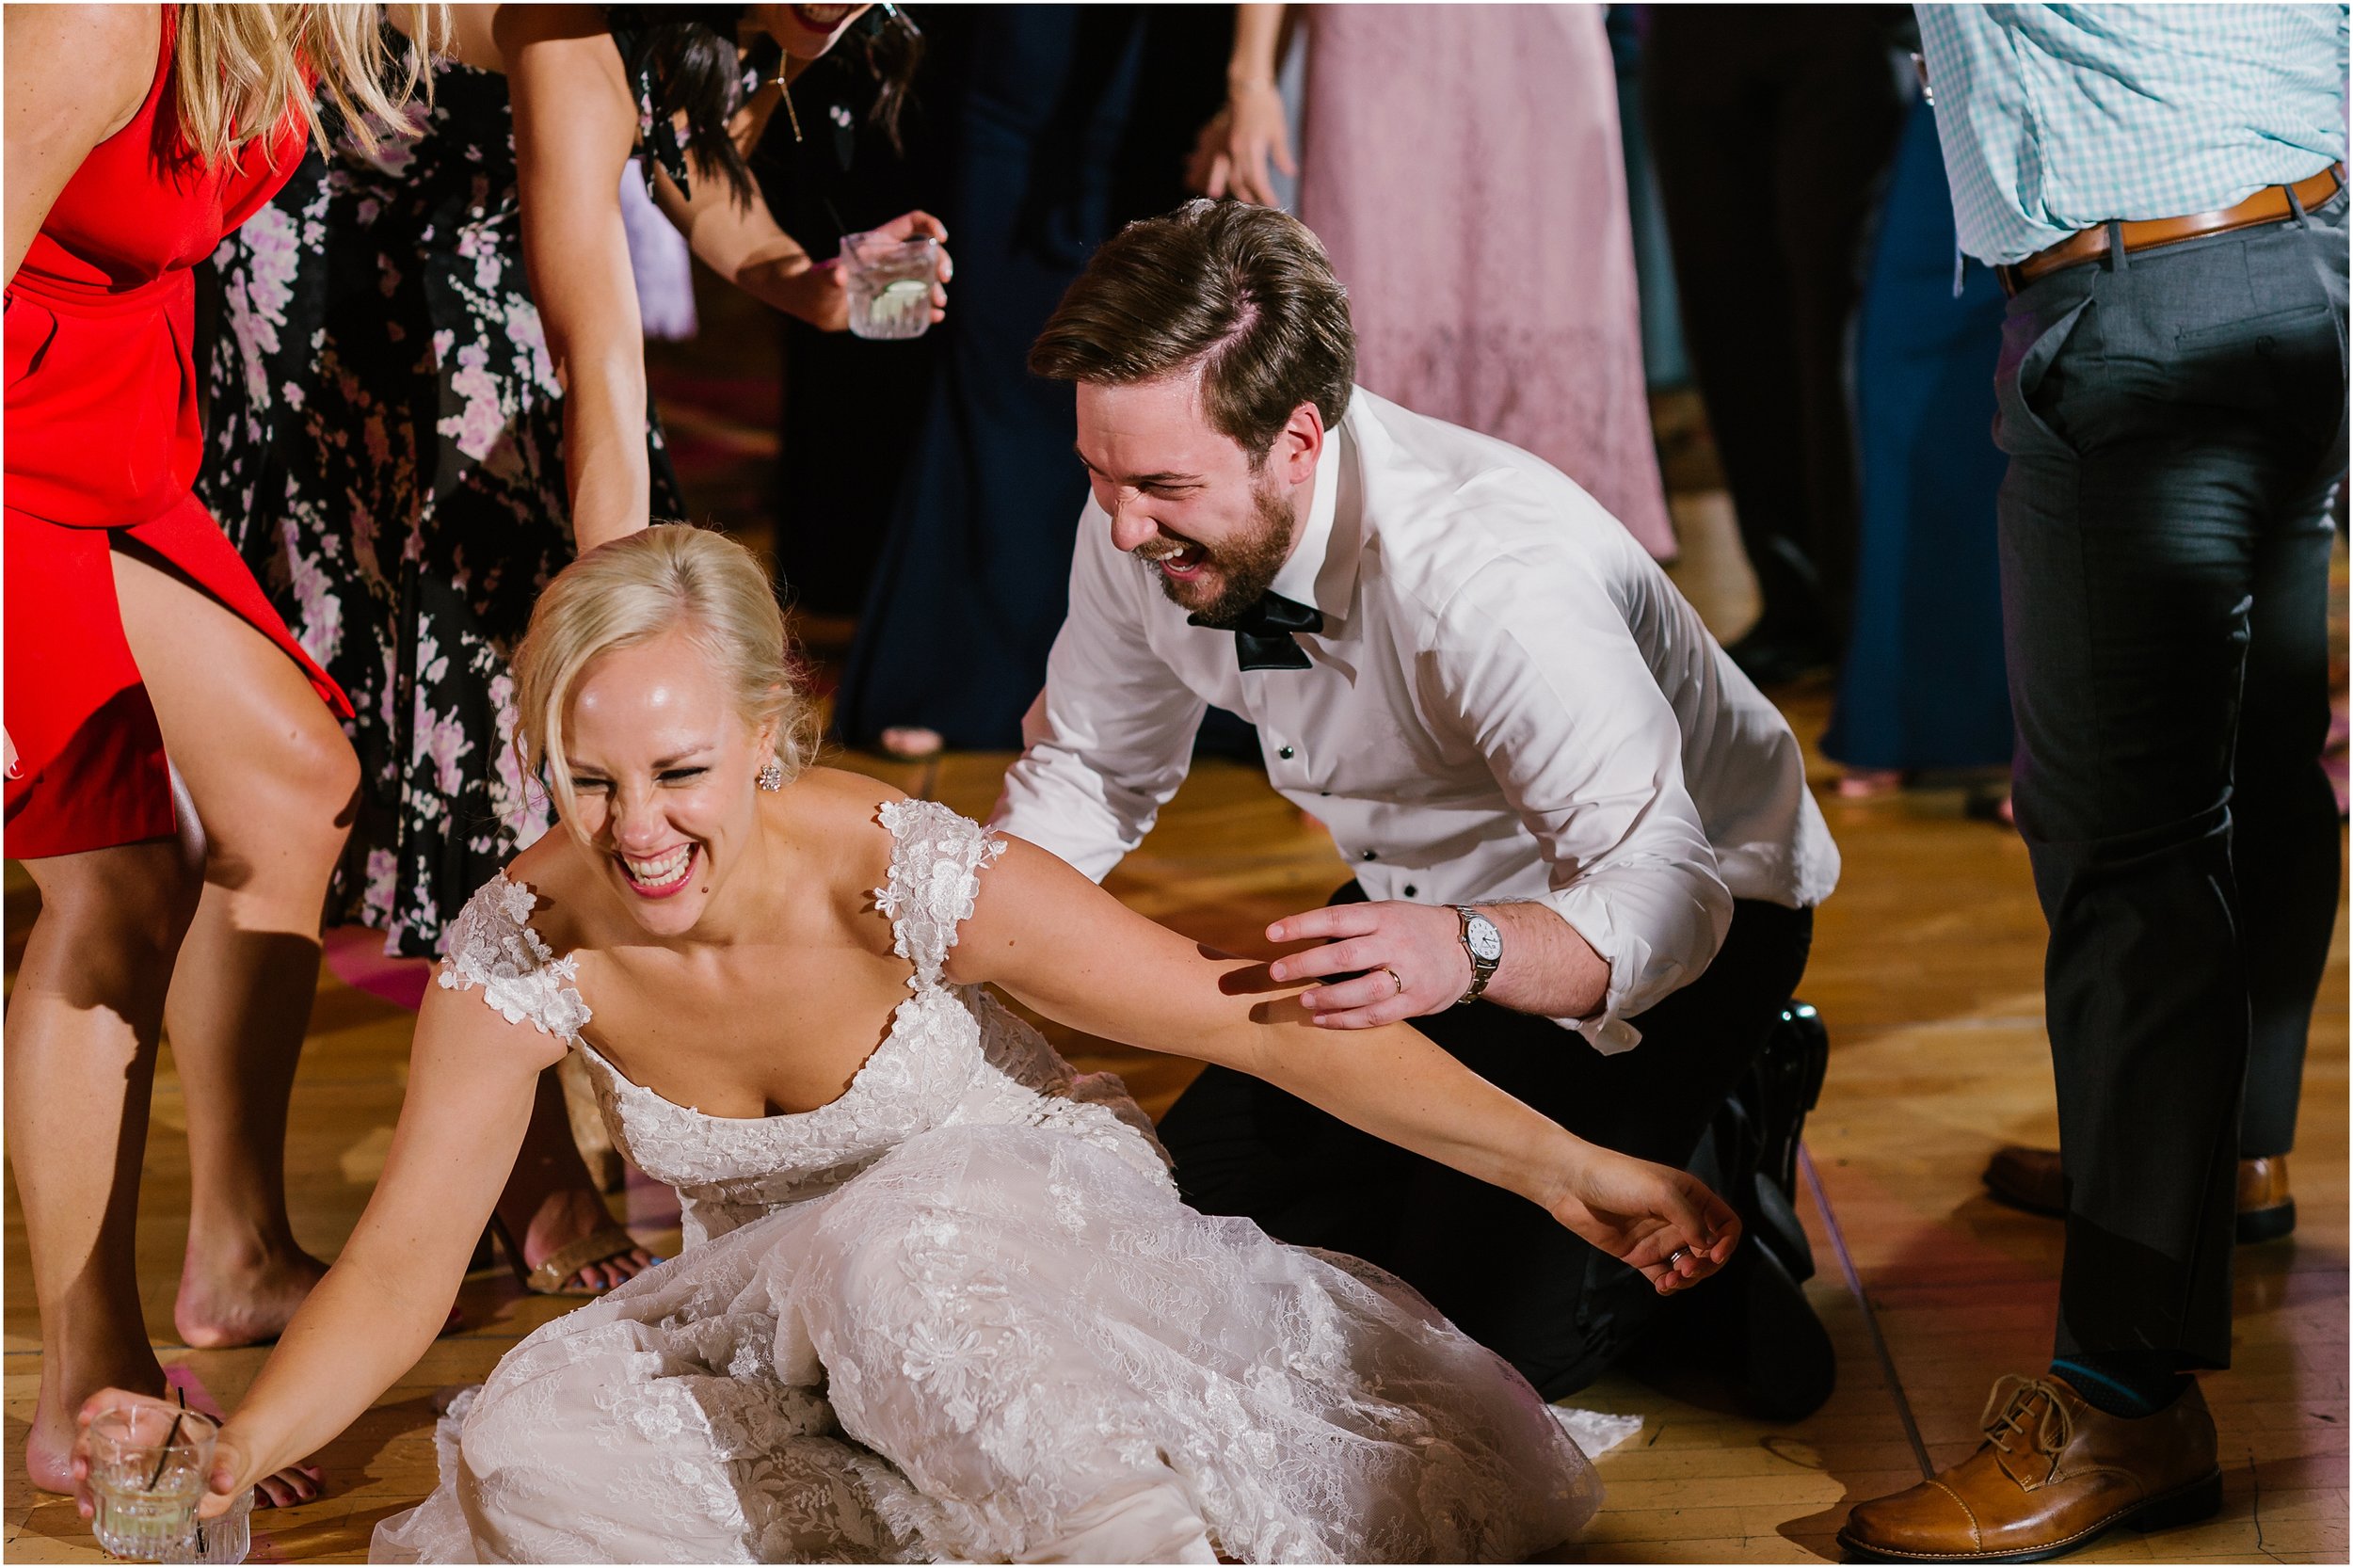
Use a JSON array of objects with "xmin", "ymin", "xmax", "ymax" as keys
[{"xmin": 513, "ymin": 524, "xmax": 817, "ymax": 826}]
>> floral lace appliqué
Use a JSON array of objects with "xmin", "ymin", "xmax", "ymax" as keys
[
  {"xmin": 873, "ymin": 798, "xmax": 1009, "ymax": 990},
  {"xmin": 436, "ymin": 875, "xmax": 590, "ymax": 1040},
  {"xmin": 376, "ymin": 807, "xmax": 1599, "ymax": 1565}
]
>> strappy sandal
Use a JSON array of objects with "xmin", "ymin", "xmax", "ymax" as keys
[{"xmin": 484, "ymin": 1213, "xmax": 644, "ymax": 1297}]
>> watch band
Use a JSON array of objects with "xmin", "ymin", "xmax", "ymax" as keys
[{"xmin": 1454, "ymin": 904, "xmax": 1500, "ymax": 1005}]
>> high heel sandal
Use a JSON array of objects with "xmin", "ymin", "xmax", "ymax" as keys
[{"xmin": 482, "ymin": 1212, "xmax": 644, "ymax": 1297}]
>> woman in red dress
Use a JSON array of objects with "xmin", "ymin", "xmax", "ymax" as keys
[{"xmin": 3, "ymin": 2, "xmax": 430, "ymax": 1498}]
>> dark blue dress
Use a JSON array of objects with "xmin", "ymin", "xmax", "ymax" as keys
[
  {"xmin": 832, "ymin": 7, "xmax": 1228, "ymax": 751},
  {"xmin": 1821, "ymin": 96, "xmax": 2013, "ymax": 773}
]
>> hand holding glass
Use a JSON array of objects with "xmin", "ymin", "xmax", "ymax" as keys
[
  {"xmin": 840, "ymin": 227, "xmax": 947, "ymax": 341},
  {"xmin": 87, "ymin": 1406, "xmax": 216, "ymax": 1560}
]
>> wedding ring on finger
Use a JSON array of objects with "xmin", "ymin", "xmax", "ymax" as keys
[
  {"xmin": 1667, "ymin": 1246, "xmax": 1691, "ymax": 1270},
  {"xmin": 1383, "ymin": 967, "xmax": 1405, "ymax": 998}
]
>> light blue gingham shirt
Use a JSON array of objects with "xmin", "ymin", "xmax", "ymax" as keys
[{"xmin": 1915, "ymin": 4, "xmax": 2349, "ymax": 264}]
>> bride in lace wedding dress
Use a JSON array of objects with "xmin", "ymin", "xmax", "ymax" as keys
[{"xmin": 72, "ymin": 527, "xmax": 1740, "ymax": 1563}]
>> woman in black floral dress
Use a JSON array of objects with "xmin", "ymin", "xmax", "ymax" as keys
[{"xmin": 200, "ymin": 2, "xmax": 939, "ymax": 1290}]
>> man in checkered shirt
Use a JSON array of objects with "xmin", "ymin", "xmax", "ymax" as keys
[{"xmin": 1843, "ymin": 8, "xmax": 2346, "ymax": 1561}]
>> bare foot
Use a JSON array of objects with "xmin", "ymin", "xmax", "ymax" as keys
[
  {"xmin": 163, "ymin": 1370, "xmax": 327, "ymax": 1509},
  {"xmin": 250, "ymin": 1462, "xmax": 327, "ymax": 1507},
  {"xmin": 174, "ymin": 1241, "xmax": 330, "ymax": 1350},
  {"xmin": 24, "ymin": 1344, "xmax": 164, "ymax": 1495},
  {"xmin": 1835, "ymin": 768, "xmax": 1908, "ymax": 799},
  {"xmin": 503, "ymin": 1186, "xmax": 657, "ymax": 1293},
  {"xmin": 880, "ymin": 726, "xmax": 944, "ymax": 760},
  {"xmin": 1964, "ymin": 783, "xmax": 2017, "ymax": 829}
]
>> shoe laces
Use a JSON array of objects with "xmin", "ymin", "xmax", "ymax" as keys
[{"xmin": 1981, "ymin": 1374, "xmax": 2073, "ymax": 1460}]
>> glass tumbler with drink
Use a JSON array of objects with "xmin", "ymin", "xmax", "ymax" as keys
[
  {"xmin": 170, "ymin": 1480, "xmax": 256, "ymax": 1565},
  {"xmin": 87, "ymin": 1405, "xmax": 216, "ymax": 1560},
  {"xmin": 840, "ymin": 228, "xmax": 941, "ymax": 341}
]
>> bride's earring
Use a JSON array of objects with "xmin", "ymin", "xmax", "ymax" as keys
[{"xmin": 757, "ymin": 759, "xmax": 785, "ymax": 792}]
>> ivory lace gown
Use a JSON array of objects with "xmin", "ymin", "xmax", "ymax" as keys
[{"xmin": 371, "ymin": 801, "xmax": 1600, "ymax": 1563}]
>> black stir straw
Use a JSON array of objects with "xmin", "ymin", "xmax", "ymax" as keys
[{"xmin": 145, "ymin": 1387, "xmax": 187, "ymax": 1492}]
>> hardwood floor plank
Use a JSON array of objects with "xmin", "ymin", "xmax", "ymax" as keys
[{"xmin": 8, "ymin": 719, "xmax": 2343, "ymax": 1561}]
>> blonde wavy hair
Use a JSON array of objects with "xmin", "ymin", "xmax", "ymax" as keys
[
  {"xmin": 513, "ymin": 526, "xmax": 820, "ymax": 833},
  {"xmin": 176, "ymin": 3, "xmax": 447, "ymax": 167}
]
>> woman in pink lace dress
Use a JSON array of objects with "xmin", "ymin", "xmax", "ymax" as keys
[{"xmin": 1193, "ymin": 3, "xmax": 1674, "ymax": 559}]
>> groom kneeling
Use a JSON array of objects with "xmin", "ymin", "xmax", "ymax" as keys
[{"xmin": 994, "ymin": 199, "xmax": 1844, "ymax": 1415}]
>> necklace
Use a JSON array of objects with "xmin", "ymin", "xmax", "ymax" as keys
[{"xmin": 771, "ymin": 70, "xmax": 804, "ymax": 144}]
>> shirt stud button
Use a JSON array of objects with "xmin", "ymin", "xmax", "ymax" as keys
[
  {"xmin": 1361, "ymin": 849, "xmax": 1378, "ymax": 861},
  {"xmin": 1277, "ymin": 745, "xmax": 1295, "ymax": 760},
  {"xmin": 1403, "ymin": 884, "xmax": 1418, "ymax": 897}
]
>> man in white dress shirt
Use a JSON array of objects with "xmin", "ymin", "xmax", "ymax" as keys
[{"xmin": 995, "ymin": 200, "xmax": 1843, "ymax": 1412}]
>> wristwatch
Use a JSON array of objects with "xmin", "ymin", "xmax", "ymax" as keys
[{"xmin": 1453, "ymin": 905, "xmax": 1502, "ymax": 1004}]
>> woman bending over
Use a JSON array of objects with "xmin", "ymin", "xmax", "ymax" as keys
[{"xmin": 76, "ymin": 525, "xmax": 1737, "ymax": 1562}]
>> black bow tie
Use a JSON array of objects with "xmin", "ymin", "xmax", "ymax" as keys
[{"xmin": 1192, "ymin": 590, "xmax": 1324, "ymax": 671}]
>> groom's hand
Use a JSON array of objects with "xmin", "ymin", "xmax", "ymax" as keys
[{"xmin": 1264, "ymin": 901, "xmax": 1472, "ymax": 1028}]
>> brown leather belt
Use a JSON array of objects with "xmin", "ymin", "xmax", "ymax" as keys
[{"xmin": 1997, "ymin": 162, "xmax": 2345, "ymax": 296}]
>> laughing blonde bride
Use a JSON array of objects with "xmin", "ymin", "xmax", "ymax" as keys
[{"xmin": 72, "ymin": 524, "xmax": 1738, "ymax": 1563}]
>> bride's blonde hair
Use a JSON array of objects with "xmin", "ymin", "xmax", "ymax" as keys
[
  {"xmin": 513, "ymin": 525, "xmax": 819, "ymax": 830},
  {"xmin": 176, "ymin": 3, "xmax": 447, "ymax": 167}
]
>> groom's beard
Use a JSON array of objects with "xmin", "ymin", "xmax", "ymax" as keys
[{"xmin": 1141, "ymin": 474, "xmax": 1295, "ymax": 626}]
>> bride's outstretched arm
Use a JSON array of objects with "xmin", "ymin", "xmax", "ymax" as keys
[
  {"xmin": 949, "ymin": 838, "xmax": 1741, "ymax": 1291},
  {"xmin": 67, "ymin": 984, "xmax": 564, "ymax": 1516}
]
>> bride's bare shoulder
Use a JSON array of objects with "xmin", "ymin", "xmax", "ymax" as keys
[
  {"xmin": 784, "ymin": 764, "xmax": 915, "ymax": 825},
  {"xmin": 497, "ymin": 829, "xmax": 598, "ymax": 950},
  {"xmin": 778, "ymin": 765, "xmax": 914, "ymax": 890},
  {"xmin": 791, "ymin": 763, "xmax": 911, "ymax": 806}
]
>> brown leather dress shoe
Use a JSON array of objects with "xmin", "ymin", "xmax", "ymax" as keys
[
  {"xmin": 1982, "ymin": 1147, "xmax": 2294, "ymax": 1243},
  {"xmin": 1981, "ymin": 1146, "xmax": 2067, "ymax": 1215},
  {"xmin": 2235, "ymin": 1154, "xmax": 2295, "ymax": 1242},
  {"xmin": 1838, "ymin": 1375, "xmax": 2220, "ymax": 1562}
]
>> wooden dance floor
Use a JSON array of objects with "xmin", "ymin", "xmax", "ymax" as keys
[
  {"xmin": 7, "ymin": 333, "xmax": 2347, "ymax": 1560},
  {"xmin": 7, "ymin": 707, "xmax": 2345, "ymax": 1561}
]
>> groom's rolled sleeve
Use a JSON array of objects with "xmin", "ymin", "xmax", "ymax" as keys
[
  {"xmin": 992, "ymin": 502, "xmax": 1208, "ymax": 882},
  {"xmin": 1430, "ymin": 554, "xmax": 1733, "ymax": 1054}
]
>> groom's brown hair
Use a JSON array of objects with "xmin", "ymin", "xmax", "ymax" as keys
[{"xmin": 1028, "ymin": 199, "xmax": 1355, "ymax": 461}]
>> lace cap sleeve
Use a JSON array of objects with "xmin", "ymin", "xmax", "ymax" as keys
[
  {"xmin": 873, "ymin": 798, "xmax": 1009, "ymax": 990},
  {"xmin": 437, "ymin": 876, "xmax": 592, "ymax": 1041}
]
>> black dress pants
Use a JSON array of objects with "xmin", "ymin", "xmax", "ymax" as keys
[
  {"xmin": 1642, "ymin": 6, "xmax": 1907, "ymax": 648},
  {"xmin": 1159, "ymin": 894, "xmax": 1814, "ymax": 1400},
  {"xmin": 1993, "ymin": 190, "xmax": 2347, "ymax": 1368}
]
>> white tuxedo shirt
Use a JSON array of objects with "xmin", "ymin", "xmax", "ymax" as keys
[{"xmin": 993, "ymin": 389, "xmax": 1839, "ymax": 1052}]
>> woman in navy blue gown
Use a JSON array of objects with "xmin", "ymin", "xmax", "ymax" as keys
[
  {"xmin": 833, "ymin": 6, "xmax": 1228, "ymax": 756},
  {"xmin": 1821, "ymin": 93, "xmax": 2013, "ymax": 794}
]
